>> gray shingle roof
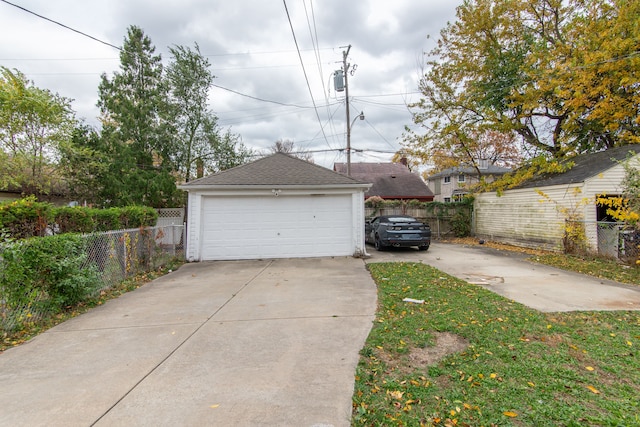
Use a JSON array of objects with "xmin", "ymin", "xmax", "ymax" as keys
[
  {"xmin": 517, "ymin": 145, "xmax": 640, "ymax": 189},
  {"xmin": 180, "ymin": 153, "xmax": 368, "ymax": 187},
  {"xmin": 428, "ymin": 164, "xmax": 511, "ymax": 179},
  {"xmin": 334, "ymin": 162, "xmax": 410, "ymax": 175},
  {"xmin": 365, "ymin": 175, "xmax": 434, "ymax": 199},
  {"xmin": 334, "ymin": 162, "xmax": 433, "ymax": 199}
]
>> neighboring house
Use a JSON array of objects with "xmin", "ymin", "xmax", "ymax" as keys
[
  {"xmin": 333, "ymin": 161, "xmax": 434, "ymax": 202},
  {"xmin": 0, "ymin": 186, "xmax": 71, "ymax": 206},
  {"xmin": 0, "ymin": 189, "xmax": 22, "ymax": 204},
  {"xmin": 474, "ymin": 145, "xmax": 640, "ymax": 253},
  {"xmin": 179, "ymin": 153, "xmax": 371, "ymax": 261},
  {"xmin": 427, "ymin": 161, "xmax": 511, "ymax": 203}
]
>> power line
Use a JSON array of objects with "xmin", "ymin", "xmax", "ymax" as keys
[
  {"xmin": 201, "ymin": 47, "xmax": 336, "ymax": 57},
  {"xmin": 282, "ymin": 0, "xmax": 332, "ymax": 149},
  {"xmin": 302, "ymin": 0, "xmax": 338, "ymax": 152},
  {"xmin": 0, "ymin": 0, "xmax": 121, "ymax": 51},
  {"xmin": 212, "ymin": 84, "xmax": 315, "ymax": 108}
]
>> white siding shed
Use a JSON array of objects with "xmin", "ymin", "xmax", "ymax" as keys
[{"xmin": 475, "ymin": 145, "xmax": 640, "ymax": 251}]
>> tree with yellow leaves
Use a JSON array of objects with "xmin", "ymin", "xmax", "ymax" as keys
[
  {"xmin": 405, "ymin": 0, "xmax": 640, "ymax": 172},
  {"xmin": 597, "ymin": 158, "xmax": 640, "ymax": 229}
]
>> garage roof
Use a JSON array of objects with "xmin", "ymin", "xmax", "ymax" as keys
[{"xmin": 180, "ymin": 153, "xmax": 370, "ymax": 188}]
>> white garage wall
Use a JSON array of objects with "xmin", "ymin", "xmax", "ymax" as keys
[{"xmin": 185, "ymin": 188, "xmax": 367, "ymax": 261}]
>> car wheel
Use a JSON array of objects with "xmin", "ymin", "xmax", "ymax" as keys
[
  {"xmin": 418, "ymin": 245, "xmax": 429, "ymax": 251},
  {"xmin": 374, "ymin": 236, "xmax": 385, "ymax": 251}
]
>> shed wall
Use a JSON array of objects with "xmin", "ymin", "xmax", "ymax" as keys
[{"xmin": 474, "ymin": 158, "xmax": 637, "ymax": 251}]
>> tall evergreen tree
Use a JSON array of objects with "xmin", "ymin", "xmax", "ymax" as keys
[{"xmin": 97, "ymin": 25, "xmax": 179, "ymax": 207}]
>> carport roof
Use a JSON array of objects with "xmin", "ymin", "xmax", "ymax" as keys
[{"xmin": 180, "ymin": 153, "xmax": 371, "ymax": 188}]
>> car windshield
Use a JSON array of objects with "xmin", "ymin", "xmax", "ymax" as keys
[{"xmin": 386, "ymin": 217, "xmax": 416, "ymax": 222}]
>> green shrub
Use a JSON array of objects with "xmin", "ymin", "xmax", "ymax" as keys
[
  {"xmin": 0, "ymin": 196, "xmax": 53, "ymax": 239},
  {"xmin": 92, "ymin": 208, "xmax": 122, "ymax": 231},
  {"xmin": 119, "ymin": 206, "xmax": 158, "ymax": 228},
  {"xmin": 54, "ymin": 206, "xmax": 95, "ymax": 233},
  {"xmin": 0, "ymin": 200, "xmax": 162, "ymax": 238},
  {"xmin": 0, "ymin": 234, "xmax": 100, "ymax": 323},
  {"xmin": 364, "ymin": 196, "xmax": 385, "ymax": 209},
  {"xmin": 451, "ymin": 208, "xmax": 472, "ymax": 237}
]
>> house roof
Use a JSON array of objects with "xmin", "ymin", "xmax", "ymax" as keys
[
  {"xmin": 334, "ymin": 162, "xmax": 410, "ymax": 175},
  {"xmin": 517, "ymin": 144, "xmax": 640, "ymax": 189},
  {"xmin": 366, "ymin": 175, "xmax": 435, "ymax": 199},
  {"xmin": 180, "ymin": 153, "xmax": 369, "ymax": 188},
  {"xmin": 333, "ymin": 162, "xmax": 434, "ymax": 199},
  {"xmin": 428, "ymin": 164, "xmax": 511, "ymax": 180}
]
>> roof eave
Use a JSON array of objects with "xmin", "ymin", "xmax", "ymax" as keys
[{"xmin": 178, "ymin": 183, "xmax": 372, "ymax": 192}]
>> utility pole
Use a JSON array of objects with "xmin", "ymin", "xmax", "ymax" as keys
[{"xmin": 342, "ymin": 45, "xmax": 352, "ymax": 176}]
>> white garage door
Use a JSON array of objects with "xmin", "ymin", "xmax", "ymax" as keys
[{"xmin": 200, "ymin": 194, "xmax": 353, "ymax": 260}]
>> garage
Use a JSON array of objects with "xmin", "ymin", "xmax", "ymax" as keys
[{"xmin": 179, "ymin": 153, "xmax": 371, "ymax": 261}]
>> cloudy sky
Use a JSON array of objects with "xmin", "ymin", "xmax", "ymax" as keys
[{"xmin": 0, "ymin": 0, "xmax": 460, "ymax": 168}]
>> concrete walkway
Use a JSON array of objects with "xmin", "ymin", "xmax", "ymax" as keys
[
  {"xmin": 366, "ymin": 242, "xmax": 640, "ymax": 312},
  {"xmin": 0, "ymin": 257, "xmax": 377, "ymax": 427}
]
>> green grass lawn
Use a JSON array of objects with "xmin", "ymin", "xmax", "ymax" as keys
[{"xmin": 353, "ymin": 262, "xmax": 640, "ymax": 426}]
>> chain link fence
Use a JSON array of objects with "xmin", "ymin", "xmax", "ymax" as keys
[
  {"xmin": 85, "ymin": 225, "xmax": 184, "ymax": 288},
  {"xmin": 618, "ymin": 228, "xmax": 640, "ymax": 264},
  {"xmin": 564, "ymin": 220, "xmax": 639, "ymax": 264},
  {"xmin": 1, "ymin": 224, "xmax": 184, "ymax": 333}
]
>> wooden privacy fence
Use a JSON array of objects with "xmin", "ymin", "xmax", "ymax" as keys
[{"xmin": 365, "ymin": 205, "xmax": 470, "ymax": 239}]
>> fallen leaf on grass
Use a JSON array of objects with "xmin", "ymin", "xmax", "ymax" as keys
[
  {"xmin": 503, "ymin": 411, "xmax": 518, "ymax": 417},
  {"xmin": 586, "ymin": 385, "xmax": 600, "ymax": 394},
  {"xmin": 585, "ymin": 366, "xmax": 595, "ymax": 371},
  {"xmin": 388, "ymin": 390, "xmax": 404, "ymax": 400}
]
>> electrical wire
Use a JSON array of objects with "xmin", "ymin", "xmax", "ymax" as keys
[
  {"xmin": 212, "ymin": 84, "xmax": 315, "ymax": 109},
  {"xmin": 0, "ymin": 0, "xmax": 121, "ymax": 51},
  {"xmin": 302, "ymin": 0, "xmax": 338, "ymax": 152},
  {"xmin": 282, "ymin": 0, "xmax": 332, "ymax": 149}
]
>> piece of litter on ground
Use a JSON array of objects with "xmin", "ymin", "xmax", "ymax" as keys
[{"xmin": 403, "ymin": 298, "xmax": 425, "ymax": 304}]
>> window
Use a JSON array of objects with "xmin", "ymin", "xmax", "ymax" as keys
[
  {"xmin": 444, "ymin": 176, "xmax": 451, "ymax": 183},
  {"xmin": 458, "ymin": 174, "xmax": 466, "ymax": 182},
  {"xmin": 444, "ymin": 197, "xmax": 451, "ymax": 203},
  {"xmin": 433, "ymin": 179, "xmax": 441, "ymax": 195}
]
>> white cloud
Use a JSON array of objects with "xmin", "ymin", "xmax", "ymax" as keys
[{"xmin": 0, "ymin": 0, "xmax": 459, "ymax": 168}]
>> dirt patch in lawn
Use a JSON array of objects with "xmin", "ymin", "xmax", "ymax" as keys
[
  {"xmin": 407, "ymin": 332, "xmax": 470, "ymax": 367},
  {"xmin": 378, "ymin": 332, "xmax": 470, "ymax": 375}
]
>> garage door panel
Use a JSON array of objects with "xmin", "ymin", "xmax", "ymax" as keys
[{"xmin": 200, "ymin": 195, "xmax": 353, "ymax": 260}]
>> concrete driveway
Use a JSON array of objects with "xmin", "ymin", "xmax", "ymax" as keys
[
  {"xmin": 0, "ymin": 257, "xmax": 377, "ymax": 427},
  {"xmin": 365, "ymin": 242, "xmax": 640, "ymax": 312}
]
